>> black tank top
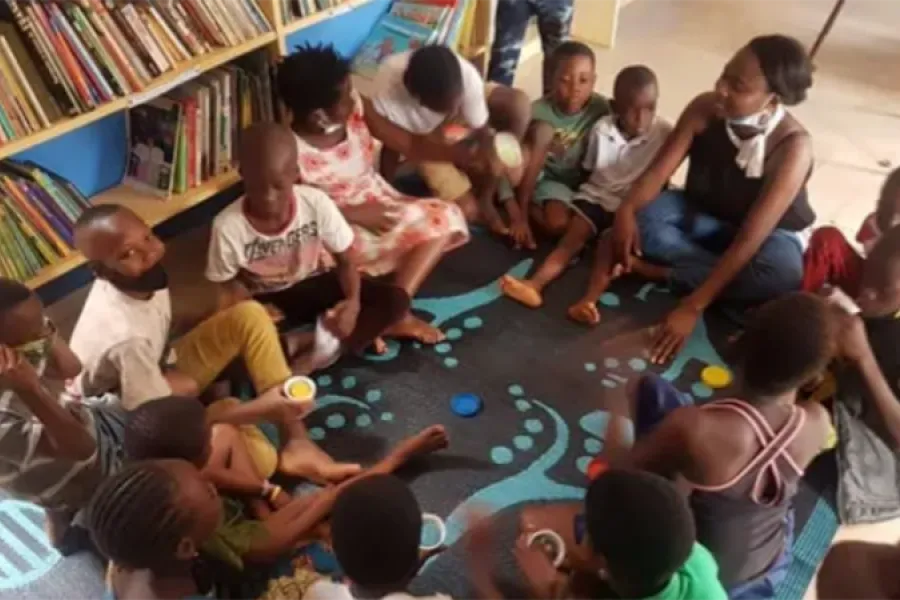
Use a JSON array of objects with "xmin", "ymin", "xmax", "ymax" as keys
[{"xmin": 684, "ymin": 120, "xmax": 815, "ymax": 231}]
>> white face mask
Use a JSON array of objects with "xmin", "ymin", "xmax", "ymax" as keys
[
  {"xmin": 726, "ymin": 94, "xmax": 776, "ymax": 129},
  {"xmin": 314, "ymin": 110, "xmax": 344, "ymax": 135}
]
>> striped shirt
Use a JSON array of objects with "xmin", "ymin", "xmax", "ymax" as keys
[{"xmin": 0, "ymin": 356, "xmax": 102, "ymax": 512}]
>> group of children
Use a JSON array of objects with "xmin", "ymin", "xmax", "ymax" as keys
[{"xmin": 1, "ymin": 29, "xmax": 900, "ymax": 600}]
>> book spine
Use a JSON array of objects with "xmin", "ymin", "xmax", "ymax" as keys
[
  {"xmin": 24, "ymin": 161, "xmax": 91, "ymax": 212},
  {"xmin": 0, "ymin": 37, "xmax": 50, "ymax": 128},
  {"xmin": 138, "ymin": 6, "xmax": 179, "ymax": 67},
  {"xmin": 107, "ymin": 3, "xmax": 161, "ymax": 79},
  {"xmin": 65, "ymin": 3, "xmax": 128, "ymax": 97},
  {"xmin": 79, "ymin": 0, "xmax": 145, "ymax": 91},
  {"xmin": 31, "ymin": 171, "xmax": 79, "ymax": 222},
  {"xmin": 147, "ymin": 4, "xmax": 190, "ymax": 60},
  {"xmin": 178, "ymin": 0, "xmax": 221, "ymax": 47},
  {"xmin": 0, "ymin": 204, "xmax": 32, "ymax": 279},
  {"xmin": 2, "ymin": 0, "xmax": 78, "ymax": 115},
  {"xmin": 49, "ymin": 2, "xmax": 113, "ymax": 102},
  {"xmin": 20, "ymin": 180, "xmax": 74, "ymax": 246},
  {"xmin": 152, "ymin": 0, "xmax": 201, "ymax": 57},
  {"xmin": 0, "ymin": 55, "xmax": 31, "ymax": 134},
  {"xmin": 90, "ymin": 0, "xmax": 151, "ymax": 84},
  {"xmin": 2, "ymin": 198, "xmax": 42, "ymax": 273},
  {"xmin": 31, "ymin": 3, "xmax": 96, "ymax": 108},
  {"xmin": 120, "ymin": 4, "xmax": 170, "ymax": 73},
  {"xmin": 1, "ymin": 175, "xmax": 69, "ymax": 257},
  {"xmin": 1, "ymin": 187, "xmax": 59, "ymax": 263},
  {"xmin": 240, "ymin": 0, "xmax": 271, "ymax": 34},
  {"xmin": 0, "ymin": 197, "xmax": 19, "ymax": 279},
  {"xmin": 169, "ymin": 0, "xmax": 209, "ymax": 53},
  {"xmin": 203, "ymin": 0, "xmax": 241, "ymax": 45}
]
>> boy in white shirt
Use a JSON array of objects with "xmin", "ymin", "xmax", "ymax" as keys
[
  {"xmin": 364, "ymin": 45, "xmax": 530, "ymax": 237},
  {"xmin": 502, "ymin": 66, "xmax": 672, "ymax": 325},
  {"xmin": 207, "ymin": 123, "xmax": 409, "ymax": 367}
]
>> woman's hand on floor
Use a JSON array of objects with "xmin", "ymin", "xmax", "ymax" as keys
[{"xmin": 650, "ymin": 301, "xmax": 702, "ymax": 364}]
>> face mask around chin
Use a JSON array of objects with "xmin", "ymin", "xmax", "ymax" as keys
[
  {"xmin": 108, "ymin": 262, "xmax": 169, "ymax": 293},
  {"xmin": 727, "ymin": 96, "xmax": 776, "ymax": 128}
]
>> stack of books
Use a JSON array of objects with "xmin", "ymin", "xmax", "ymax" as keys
[
  {"xmin": 0, "ymin": 160, "xmax": 89, "ymax": 282},
  {"xmin": 124, "ymin": 53, "xmax": 274, "ymax": 198},
  {"xmin": 352, "ymin": 0, "xmax": 477, "ymax": 77},
  {"xmin": 282, "ymin": 0, "xmax": 350, "ymax": 23},
  {"xmin": 0, "ymin": 0, "xmax": 271, "ymax": 145}
]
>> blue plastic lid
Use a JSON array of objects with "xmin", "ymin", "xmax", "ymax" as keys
[{"xmin": 450, "ymin": 393, "xmax": 482, "ymax": 417}]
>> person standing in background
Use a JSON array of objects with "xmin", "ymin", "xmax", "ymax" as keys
[{"xmin": 488, "ymin": 0, "xmax": 575, "ymax": 91}]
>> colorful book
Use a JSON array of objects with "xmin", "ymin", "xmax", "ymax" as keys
[
  {"xmin": 352, "ymin": 14, "xmax": 437, "ymax": 77},
  {"xmin": 125, "ymin": 97, "xmax": 183, "ymax": 196}
]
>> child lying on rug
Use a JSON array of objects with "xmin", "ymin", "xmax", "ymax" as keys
[
  {"xmin": 803, "ymin": 167, "xmax": 900, "ymax": 295},
  {"xmin": 122, "ymin": 394, "xmax": 448, "ymax": 569},
  {"xmin": 471, "ymin": 469, "xmax": 727, "ymax": 600},
  {"xmin": 501, "ymin": 65, "xmax": 671, "ymax": 325},
  {"xmin": 91, "ymin": 431, "xmax": 449, "ymax": 599},
  {"xmin": 497, "ymin": 41, "xmax": 610, "ymax": 247},
  {"xmin": 206, "ymin": 123, "xmax": 410, "ymax": 370},
  {"xmin": 589, "ymin": 293, "xmax": 833, "ymax": 599}
]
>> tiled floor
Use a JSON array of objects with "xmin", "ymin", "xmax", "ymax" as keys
[{"xmin": 45, "ymin": 1, "xmax": 900, "ymax": 597}]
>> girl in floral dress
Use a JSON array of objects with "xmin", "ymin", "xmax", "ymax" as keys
[{"xmin": 276, "ymin": 44, "xmax": 470, "ymax": 344}]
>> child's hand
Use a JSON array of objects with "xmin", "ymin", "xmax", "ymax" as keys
[
  {"xmin": 833, "ymin": 309, "xmax": 872, "ymax": 365},
  {"xmin": 255, "ymin": 386, "xmax": 315, "ymax": 421},
  {"xmin": 509, "ymin": 214, "xmax": 536, "ymax": 250},
  {"xmin": 0, "ymin": 345, "xmax": 41, "ymax": 393},
  {"xmin": 353, "ymin": 205, "xmax": 401, "ymax": 234},
  {"xmin": 325, "ymin": 299, "xmax": 360, "ymax": 340}
]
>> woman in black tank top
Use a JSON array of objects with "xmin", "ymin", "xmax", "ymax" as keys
[{"xmin": 609, "ymin": 35, "xmax": 816, "ymax": 364}]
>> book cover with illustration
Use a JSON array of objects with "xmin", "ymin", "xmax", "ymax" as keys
[
  {"xmin": 352, "ymin": 14, "xmax": 437, "ymax": 77},
  {"xmin": 124, "ymin": 97, "xmax": 182, "ymax": 197}
]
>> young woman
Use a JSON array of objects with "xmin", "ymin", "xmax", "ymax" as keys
[
  {"xmin": 609, "ymin": 34, "xmax": 815, "ymax": 364},
  {"xmin": 521, "ymin": 293, "xmax": 834, "ymax": 599},
  {"xmin": 276, "ymin": 44, "xmax": 471, "ymax": 345}
]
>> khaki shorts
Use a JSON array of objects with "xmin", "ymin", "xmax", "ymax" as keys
[{"xmin": 418, "ymin": 82, "xmax": 501, "ymax": 202}]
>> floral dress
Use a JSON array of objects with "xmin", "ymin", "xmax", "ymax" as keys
[{"xmin": 294, "ymin": 94, "xmax": 469, "ymax": 277}]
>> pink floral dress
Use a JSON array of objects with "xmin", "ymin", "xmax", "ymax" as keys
[{"xmin": 294, "ymin": 94, "xmax": 469, "ymax": 277}]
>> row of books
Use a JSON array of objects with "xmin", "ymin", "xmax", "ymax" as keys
[
  {"xmin": 0, "ymin": 0, "xmax": 271, "ymax": 144},
  {"xmin": 0, "ymin": 159, "xmax": 89, "ymax": 282},
  {"xmin": 281, "ymin": 0, "xmax": 349, "ymax": 23},
  {"xmin": 124, "ymin": 53, "xmax": 274, "ymax": 198},
  {"xmin": 352, "ymin": 0, "xmax": 477, "ymax": 77}
]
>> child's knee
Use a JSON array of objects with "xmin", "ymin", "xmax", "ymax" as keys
[
  {"xmin": 544, "ymin": 203, "xmax": 571, "ymax": 236},
  {"xmin": 226, "ymin": 300, "xmax": 272, "ymax": 330}
]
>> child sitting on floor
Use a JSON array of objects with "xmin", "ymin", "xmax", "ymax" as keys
[
  {"xmin": 499, "ymin": 41, "xmax": 609, "ymax": 248},
  {"xmin": 207, "ymin": 122, "xmax": 410, "ymax": 370},
  {"xmin": 596, "ymin": 293, "xmax": 833, "ymax": 599},
  {"xmin": 502, "ymin": 65, "xmax": 671, "ymax": 326},
  {"xmin": 483, "ymin": 469, "xmax": 727, "ymax": 599},
  {"xmin": 122, "ymin": 395, "xmax": 449, "ymax": 569},
  {"xmin": 803, "ymin": 166, "xmax": 900, "ymax": 295},
  {"xmin": 303, "ymin": 474, "xmax": 450, "ymax": 600}
]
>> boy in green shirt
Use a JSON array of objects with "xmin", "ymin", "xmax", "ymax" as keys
[
  {"xmin": 500, "ymin": 41, "xmax": 609, "ymax": 248},
  {"xmin": 472, "ymin": 469, "xmax": 728, "ymax": 600}
]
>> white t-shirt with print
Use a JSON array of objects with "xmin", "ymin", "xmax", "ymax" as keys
[
  {"xmin": 68, "ymin": 279, "xmax": 173, "ymax": 409},
  {"xmin": 206, "ymin": 184, "xmax": 354, "ymax": 294},
  {"xmin": 304, "ymin": 580, "xmax": 451, "ymax": 600},
  {"xmin": 370, "ymin": 50, "xmax": 488, "ymax": 135},
  {"xmin": 576, "ymin": 115, "xmax": 673, "ymax": 212}
]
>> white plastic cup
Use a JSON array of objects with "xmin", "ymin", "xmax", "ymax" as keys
[
  {"xmin": 282, "ymin": 375, "xmax": 317, "ymax": 404},
  {"xmin": 419, "ymin": 513, "xmax": 447, "ymax": 551},
  {"xmin": 527, "ymin": 529, "xmax": 566, "ymax": 567}
]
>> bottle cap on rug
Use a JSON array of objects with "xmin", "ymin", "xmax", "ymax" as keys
[
  {"xmin": 450, "ymin": 393, "xmax": 482, "ymax": 417},
  {"xmin": 701, "ymin": 365, "xmax": 732, "ymax": 389}
]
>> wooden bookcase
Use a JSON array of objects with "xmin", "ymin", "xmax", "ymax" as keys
[{"xmin": 0, "ymin": 0, "xmax": 494, "ymax": 291}]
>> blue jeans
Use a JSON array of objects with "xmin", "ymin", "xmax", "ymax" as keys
[
  {"xmin": 635, "ymin": 374, "xmax": 793, "ymax": 600},
  {"xmin": 488, "ymin": 0, "xmax": 574, "ymax": 89},
  {"xmin": 636, "ymin": 191, "xmax": 804, "ymax": 304}
]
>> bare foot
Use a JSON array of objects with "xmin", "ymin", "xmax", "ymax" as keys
[
  {"xmin": 567, "ymin": 301, "xmax": 601, "ymax": 326},
  {"xmin": 501, "ymin": 275, "xmax": 543, "ymax": 308},
  {"xmin": 373, "ymin": 425, "xmax": 450, "ymax": 474},
  {"xmin": 279, "ymin": 438, "xmax": 362, "ymax": 484},
  {"xmin": 372, "ymin": 337, "xmax": 387, "ymax": 354},
  {"xmin": 384, "ymin": 314, "xmax": 445, "ymax": 344},
  {"xmin": 482, "ymin": 204, "xmax": 510, "ymax": 238}
]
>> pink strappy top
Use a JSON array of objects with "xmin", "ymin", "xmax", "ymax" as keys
[{"xmin": 688, "ymin": 399, "xmax": 806, "ymax": 587}]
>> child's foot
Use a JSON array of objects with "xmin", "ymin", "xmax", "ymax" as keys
[
  {"xmin": 375, "ymin": 425, "xmax": 450, "ymax": 474},
  {"xmin": 384, "ymin": 314, "xmax": 445, "ymax": 344},
  {"xmin": 500, "ymin": 275, "xmax": 543, "ymax": 308},
  {"xmin": 567, "ymin": 301, "xmax": 601, "ymax": 326},
  {"xmin": 279, "ymin": 438, "xmax": 362, "ymax": 484}
]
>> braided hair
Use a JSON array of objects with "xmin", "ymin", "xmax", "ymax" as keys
[{"xmin": 87, "ymin": 461, "xmax": 192, "ymax": 571}]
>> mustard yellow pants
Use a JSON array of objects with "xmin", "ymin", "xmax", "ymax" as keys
[{"xmin": 173, "ymin": 300, "xmax": 290, "ymax": 478}]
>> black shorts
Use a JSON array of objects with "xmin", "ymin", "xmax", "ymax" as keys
[{"xmin": 571, "ymin": 200, "xmax": 615, "ymax": 235}]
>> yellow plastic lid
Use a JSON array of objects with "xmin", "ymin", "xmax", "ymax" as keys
[{"xmin": 701, "ymin": 365, "xmax": 732, "ymax": 389}]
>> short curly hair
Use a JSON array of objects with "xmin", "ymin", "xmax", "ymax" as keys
[
  {"xmin": 277, "ymin": 43, "xmax": 350, "ymax": 123},
  {"xmin": 125, "ymin": 396, "xmax": 208, "ymax": 464}
]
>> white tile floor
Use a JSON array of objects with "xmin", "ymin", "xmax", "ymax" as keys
[
  {"xmin": 508, "ymin": 2, "xmax": 900, "ymax": 597},
  {"xmin": 45, "ymin": 2, "xmax": 900, "ymax": 596}
]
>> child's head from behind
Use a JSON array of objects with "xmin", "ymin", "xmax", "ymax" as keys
[
  {"xmin": 0, "ymin": 278, "xmax": 48, "ymax": 354},
  {"xmin": 612, "ymin": 65, "xmax": 658, "ymax": 139},
  {"xmin": 331, "ymin": 474, "xmax": 422, "ymax": 594},
  {"xmin": 125, "ymin": 396, "xmax": 210, "ymax": 468},
  {"xmin": 239, "ymin": 123, "xmax": 300, "ymax": 228},
  {"xmin": 740, "ymin": 292, "xmax": 836, "ymax": 399},
  {"xmin": 858, "ymin": 224, "xmax": 900, "ymax": 318},
  {"xmin": 875, "ymin": 168, "xmax": 900, "ymax": 234},
  {"xmin": 403, "ymin": 45, "xmax": 463, "ymax": 114},
  {"xmin": 548, "ymin": 41, "xmax": 596, "ymax": 115},
  {"xmin": 88, "ymin": 460, "xmax": 223, "ymax": 572},
  {"xmin": 277, "ymin": 43, "xmax": 354, "ymax": 135},
  {"xmin": 585, "ymin": 469, "xmax": 694, "ymax": 596}
]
